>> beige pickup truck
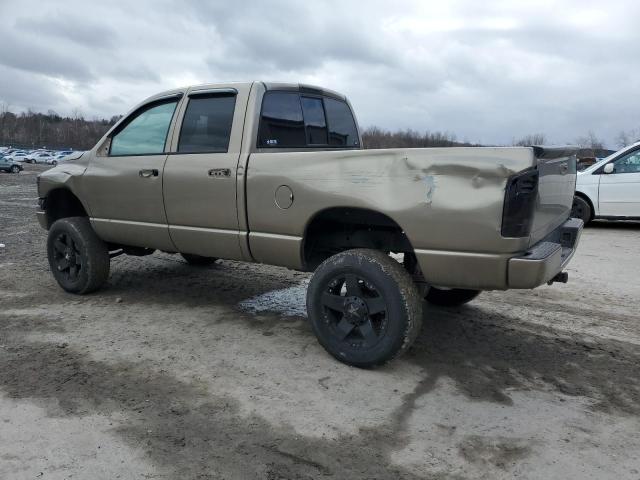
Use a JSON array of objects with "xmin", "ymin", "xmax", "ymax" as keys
[{"xmin": 37, "ymin": 82, "xmax": 583, "ymax": 367}]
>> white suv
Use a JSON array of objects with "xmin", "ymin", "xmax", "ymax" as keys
[{"xmin": 572, "ymin": 142, "xmax": 640, "ymax": 223}]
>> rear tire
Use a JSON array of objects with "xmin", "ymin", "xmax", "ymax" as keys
[
  {"xmin": 10, "ymin": 165, "xmax": 19, "ymax": 173},
  {"xmin": 425, "ymin": 287, "xmax": 480, "ymax": 306},
  {"xmin": 47, "ymin": 217, "xmax": 110, "ymax": 294},
  {"xmin": 306, "ymin": 249, "xmax": 422, "ymax": 368},
  {"xmin": 571, "ymin": 196, "xmax": 592, "ymax": 225},
  {"xmin": 181, "ymin": 253, "xmax": 217, "ymax": 266}
]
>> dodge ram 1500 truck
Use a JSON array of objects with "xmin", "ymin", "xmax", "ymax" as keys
[{"xmin": 36, "ymin": 82, "xmax": 583, "ymax": 367}]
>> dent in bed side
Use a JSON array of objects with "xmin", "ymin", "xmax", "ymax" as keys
[{"xmin": 245, "ymin": 147, "xmax": 536, "ymax": 258}]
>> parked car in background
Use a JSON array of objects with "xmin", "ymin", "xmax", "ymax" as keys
[
  {"xmin": 6, "ymin": 151, "xmax": 29, "ymax": 162},
  {"xmin": 25, "ymin": 151, "xmax": 55, "ymax": 164},
  {"xmin": 47, "ymin": 154, "xmax": 66, "ymax": 166},
  {"xmin": 572, "ymin": 141, "xmax": 640, "ymax": 223},
  {"xmin": 0, "ymin": 155, "xmax": 23, "ymax": 173},
  {"xmin": 577, "ymin": 157, "xmax": 597, "ymax": 171},
  {"xmin": 46, "ymin": 151, "xmax": 79, "ymax": 165}
]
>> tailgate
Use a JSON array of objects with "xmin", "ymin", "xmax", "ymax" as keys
[{"xmin": 528, "ymin": 146, "xmax": 578, "ymax": 246}]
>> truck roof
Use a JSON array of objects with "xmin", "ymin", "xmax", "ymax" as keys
[{"xmin": 143, "ymin": 81, "xmax": 347, "ymax": 104}]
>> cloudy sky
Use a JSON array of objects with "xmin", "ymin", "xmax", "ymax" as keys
[{"xmin": 1, "ymin": 0, "xmax": 638, "ymax": 146}]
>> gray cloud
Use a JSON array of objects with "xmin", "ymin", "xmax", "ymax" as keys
[
  {"xmin": 14, "ymin": 12, "xmax": 117, "ymax": 49},
  {"xmin": 0, "ymin": 29, "xmax": 93, "ymax": 81},
  {"xmin": 0, "ymin": 0, "xmax": 638, "ymax": 146}
]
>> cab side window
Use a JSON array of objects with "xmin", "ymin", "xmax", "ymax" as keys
[
  {"xmin": 300, "ymin": 96, "xmax": 328, "ymax": 145},
  {"xmin": 324, "ymin": 97, "xmax": 359, "ymax": 147},
  {"xmin": 612, "ymin": 150, "xmax": 640, "ymax": 174},
  {"xmin": 110, "ymin": 100, "xmax": 178, "ymax": 156},
  {"xmin": 258, "ymin": 91, "xmax": 360, "ymax": 149},
  {"xmin": 258, "ymin": 92, "xmax": 306, "ymax": 148},
  {"xmin": 178, "ymin": 94, "xmax": 236, "ymax": 153}
]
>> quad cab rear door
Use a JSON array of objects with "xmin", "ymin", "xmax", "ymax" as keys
[{"xmin": 162, "ymin": 85, "xmax": 251, "ymax": 260}]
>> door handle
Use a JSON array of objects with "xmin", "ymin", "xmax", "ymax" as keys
[
  {"xmin": 208, "ymin": 168, "xmax": 231, "ymax": 178},
  {"xmin": 139, "ymin": 169, "xmax": 159, "ymax": 178}
]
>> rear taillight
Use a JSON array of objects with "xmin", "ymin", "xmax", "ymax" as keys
[{"xmin": 501, "ymin": 168, "xmax": 539, "ymax": 237}]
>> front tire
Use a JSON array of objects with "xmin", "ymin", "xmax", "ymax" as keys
[
  {"xmin": 181, "ymin": 253, "xmax": 217, "ymax": 266},
  {"xmin": 571, "ymin": 196, "xmax": 592, "ymax": 225},
  {"xmin": 425, "ymin": 287, "xmax": 480, "ymax": 306},
  {"xmin": 10, "ymin": 165, "xmax": 19, "ymax": 173},
  {"xmin": 306, "ymin": 249, "xmax": 422, "ymax": 368},
  {"xmin": 47, "ymin": 217, "xmax": 110, "ymax": 294}
]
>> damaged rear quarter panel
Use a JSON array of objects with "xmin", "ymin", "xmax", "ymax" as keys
[{"xmin": 246, "ymin": 147, "xmax": 537, "ymax": 268}]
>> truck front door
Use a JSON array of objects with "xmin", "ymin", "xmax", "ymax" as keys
[
  {"xmin": 162, "ymin": 87, "xmax": 247, "ymax": 260},
  {"xmin": 598, "ymin": 148, "xmax": 640, "ymax": 217},
  {"xmin": 83, "ymin": 95, "xmax": 181, "ymax": 251}
]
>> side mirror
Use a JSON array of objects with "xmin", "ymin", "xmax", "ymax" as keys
[{"xmin": 603, "ymin": 163, "xmax": 615, "ymax": 174}]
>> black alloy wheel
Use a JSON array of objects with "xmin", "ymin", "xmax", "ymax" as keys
[
  {"xmin": 307, "ymin": 249, "xmax": 422, "ymax": 368},
  {"xmin": 51, "ymin": 232, "xmax": 82, "ymax": 282},
  {"xmin": 320, "ymin": 272, "xmax": 389, "ymax": 349},
  {"xmin": 47, "ymin": 216, "xmax": 110, "ymax": 294}
]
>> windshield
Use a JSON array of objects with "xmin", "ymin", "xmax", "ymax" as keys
[{"xmin": 582, "ymin": 143, "xmax": 640, "ymax": 172}]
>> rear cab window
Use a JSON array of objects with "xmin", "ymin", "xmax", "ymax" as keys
[{"xmin": 258, "ymin": 90, "xmax": 359, "ymax": 149}]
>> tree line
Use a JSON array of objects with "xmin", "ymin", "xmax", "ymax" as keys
[
  {"xmin": 361, "ymin": 127, "xmax": 476, "ymax": 148},
  {"xmin": 0, "ymin": 105, "xmax": 120, "ymax": 150},
  {"xmin": 0, "ymin": 106, "xmax": 636, "ymax": 152}
]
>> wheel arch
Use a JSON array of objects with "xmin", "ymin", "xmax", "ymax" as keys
[
  {"xmin": 574, "ymin": 190, "xmax": 595, "ymax": 221},
  {"xmin": 43, "ymin": 188, "xmax": 90, "ymax": 229},
  {"xmin": 301, "ymin": 206, "xmax": 415, "ymax": 271}
]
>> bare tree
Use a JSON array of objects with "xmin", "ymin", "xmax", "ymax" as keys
[
  {"xmin": 615, "ymin": 128, "xmax": 640, "ymax": 148},
  {"xmin": 575, "ymin": 131, "xmax": 604, "ymax": 150},
  {"xmin": 361, "ymin": 127, "xmax": 472, "ymax": 149},
  {"xmin": 513, "ymin": 133, "xmax": 546, "ymax": 146}
]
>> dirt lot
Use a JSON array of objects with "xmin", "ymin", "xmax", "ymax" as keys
[{"xmin": 1, "ymin": 164, "xmax": 639, "ymax": 480}]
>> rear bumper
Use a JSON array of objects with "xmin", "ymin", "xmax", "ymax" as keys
[
  {"xmin": 413, "ymin": 217, "xmax": 583, "ymax": 290},
  {"xmin": 507, "ymin": 217, "xmax": 583, "ymax": 288}
]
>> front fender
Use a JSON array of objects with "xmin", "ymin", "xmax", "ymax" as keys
[
  {"xmin": 38, "ymin": 163, "xmax": 86, "ymax": 197},
  {"xmin": 37, "ymin": 162, "xmax": 92, "ymax": 219}
]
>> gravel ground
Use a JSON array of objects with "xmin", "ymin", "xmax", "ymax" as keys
[{"xmin": 1, "ymin": 164, "xmax": 639, "ymax": 480}]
